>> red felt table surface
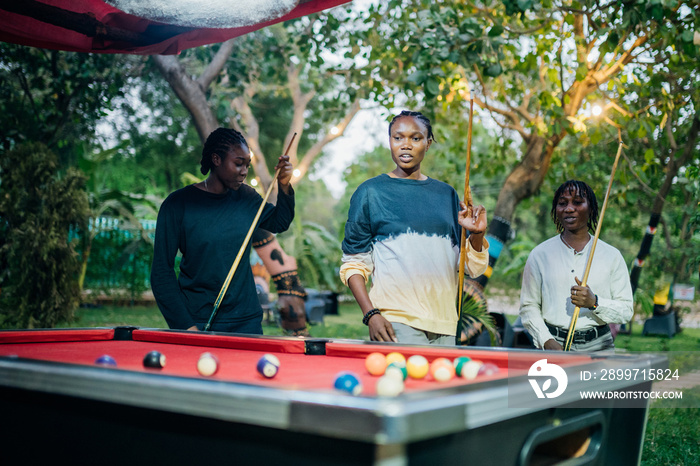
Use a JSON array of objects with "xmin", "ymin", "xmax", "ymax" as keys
[{"xmin": 0, "ymin": 329, "xmax": 591, "ymax": 396}]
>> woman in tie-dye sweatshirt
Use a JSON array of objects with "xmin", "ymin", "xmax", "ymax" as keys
[{"xmin": 340, "ymin": 111, "xmax": 489, "ymax": 345}]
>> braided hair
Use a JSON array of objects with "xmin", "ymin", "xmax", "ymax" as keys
[
  {"xmin": 551, "ymin": 180, "xmax": 599, "ymax": 233},
  {"xmin": 388, "ymin": 110, "xmax": 436, "ymax": 142},
  {"xmin": 200, "ymin": 128, "xmax": 249, "ymax": 175}
]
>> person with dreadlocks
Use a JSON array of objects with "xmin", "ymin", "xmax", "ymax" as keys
[
  {"xmin": 340, "ymin": 110, "xmax": 489, "ymax": 345},
  {"xmin": 519, "ymin": 180, "xmax": 633, "ymax": 351},
  {"xmin": 151, "ymin": 127, "xmax": 295, "ymax": 334}
]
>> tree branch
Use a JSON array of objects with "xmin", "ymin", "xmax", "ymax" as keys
[
  {"xmin": 197, "ymin": 39, "xmax": 236, "ymax": 90},
  {"xmin": 473, "ymin": 95, "xmax": 530, "ymax": 141},
  {"xmin": 295, "ymin": 98, "xmax": 362, "ymax": 179}
]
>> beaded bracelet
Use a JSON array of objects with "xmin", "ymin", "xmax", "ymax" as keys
[
  {"xmin": 362, "ymin": 309, "xmax": 381, "ymax": 326},
  {"xmin": 589, "ymin": 294, "xmax": 599, "ymax": 311}
]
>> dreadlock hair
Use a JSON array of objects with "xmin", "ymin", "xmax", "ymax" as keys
[
  {"xmin": 200, "ymin": 128, "xmax": 249, "ymax": 175},
  {"xmin": 388, "ymin": 110, "xmax": 436, "ymax": 143},
  {"xmin": 551, "ymin": 180, "xmax": 599, "ymax": 233}
]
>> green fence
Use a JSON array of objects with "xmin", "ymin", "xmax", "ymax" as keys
[{"xmin": 81, "ymin": 217, "xmax": 156, "ymax": 300}]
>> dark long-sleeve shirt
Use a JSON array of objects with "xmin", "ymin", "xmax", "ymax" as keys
[{"xmin": 150, "ymin": 184, "xmax": 294, "ymax": 330}]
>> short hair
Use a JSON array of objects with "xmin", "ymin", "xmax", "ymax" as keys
[
  {"xmin": 551, "ymin": 180, "xmax": 599, "ymax": 233},
  {"xmin": 200, "ymin": 128, "xmax": 248, "ymax": 175},
  {"xmin": 388, "ymin": 110, "xmax": 436, "ymax": 142}
]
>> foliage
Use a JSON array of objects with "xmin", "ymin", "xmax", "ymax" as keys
[
  {"xmin": 94, "ymin": 72, "xmax": 202, "ymax": 197},
  {"xmin": 76, "ymin": 143, "xmax": 160, "ymax": 293},
  {"xmin": 82, "ymin": 227, "xmax": 154, "ymax": 302},
  {"xmin": 277, "ymin": 220, "xmax": 343, "ymax": 292},
  {"xmin": 0, "ymin": 44, "xmax": 135, "ymax": 166},
  {"xmin": 0, "ymin": 143, "xmax": 89, "ymax": 328}
]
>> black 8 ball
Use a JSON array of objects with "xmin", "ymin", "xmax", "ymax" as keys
[{"xmin": 143, "ymin": 350, "xmax": 166, "ymax": 369}]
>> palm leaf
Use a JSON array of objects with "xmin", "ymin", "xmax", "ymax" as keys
[{"xmin": 458, "ymin": 279, "xmax": 499, "ymax": 346}]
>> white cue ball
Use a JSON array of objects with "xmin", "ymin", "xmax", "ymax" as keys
[
  {"xmin": 376, "ymin": 374, "xmax": 404, "ymax": 397},
  {"xmin": 461, "ymin": 360, "xmax": 482, "ymax": 380},
  {"xmin": 197, "ymin": 352, "xmax": 219, "ymax": 376}
]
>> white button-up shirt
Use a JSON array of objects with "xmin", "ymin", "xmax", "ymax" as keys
[{"xmin": 519, "ymin": 234, "xmax": 634, "ymax": 349}]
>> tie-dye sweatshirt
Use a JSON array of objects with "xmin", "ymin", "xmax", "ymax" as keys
[{"xmin": 340, "ymin": 174, "xmax": 489, "ymax": 336}]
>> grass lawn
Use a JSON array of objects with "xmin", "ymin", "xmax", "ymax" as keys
[{"xmin": 62, "ymin": 302, "xmax": 699, "ymax": 465}]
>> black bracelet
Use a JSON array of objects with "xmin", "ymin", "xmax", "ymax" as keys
[
  {"xmin": 589, "ymin": 294, "xmax": 599, "ymax": 310},
  {"xmin": 362, "ymin": 309, "xmax": 381, "ymax": 326}
]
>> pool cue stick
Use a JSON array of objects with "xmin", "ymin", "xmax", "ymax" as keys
[
  {"xmin": 457, "ymin": 98, "xmax": 474, "ymax": 318},
  {"xmin": 204, "ymin": 132, "xmax": 297, "ymax": 331},
  {"xmin": 563, "ymin": 139, "xmax": 623, "ymax": 351}
]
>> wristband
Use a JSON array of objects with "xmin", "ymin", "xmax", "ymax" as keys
[
  {"xmin": 362, "ymin": 309, "xmax": 381, "ymax": 326},
  {"xmin": 589, "ymin": 294, "xmax": 599, "ymax": 310},
  {"xmin": 272, "ymin": 270, "xmax": 307, "ymax": 298}
]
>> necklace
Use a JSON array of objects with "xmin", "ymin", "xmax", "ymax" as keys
[
  {"xmin": 204, "ymin": 178, "xmax": 209, "ymax": 192},
  {"xmin": 561, "ymin": 234, "xmax": 585, "ymax": 253}
]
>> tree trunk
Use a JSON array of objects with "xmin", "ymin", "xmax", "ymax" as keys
[
  {"xmin": 152, "ymin": 55, "xmax": 218, "ymax": 142},
  {"xmin": 630, "ymin": 113, "xmax": 700, "ymax": 291}
]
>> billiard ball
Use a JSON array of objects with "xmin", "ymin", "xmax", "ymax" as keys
[
  {"xmin": 376, "ymin": 374, "xmax": 404, "ymax": 397},
  {"xmin": 430, "ymin": 357, "xmax": 455, "ymax": 382},
  {"xmin": 461, "ymin": 360, "xmax": 483, "ymax": 380},
  {"xmin": 143, "ymin": 350, "xmax": 166, "ymax": 369},
  {"xmin": 197, "ymin": 352, "xmax": 219, "ymax": 376},
  {"xmin": 385, "ymin": 352, "xmax": 406, "ymax": 366},
  {"xmin": 257, "ymin": 354, "xmax": 280, "ymax": 378},
  {"xmin": 406, "ymin": 355, "xmax": 429, "ymax": 379},
  {"xmin": 453, "ymin": 356, "xmax": 472, "ymax": 377},
  {"xmin": 95, "ymin": 355, "xmax": 117, "ymax": 366},
  {"xmin": 365, "ymin": 352, "xmax": 387, "ymax": 376},
  {"xmin": 334, "ymin": 371, "xmax": 362, "ymax": 395},
  {"xmin": 478, "ymin": 362, "xmax": 500, "ymax": 376},
  {"xmin": 385, "ymin": 361, "xmax": 407, "ymax": 381}
]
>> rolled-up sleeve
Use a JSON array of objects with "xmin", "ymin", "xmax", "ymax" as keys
[
  {"xmin": 339, "ymin": 252, "xmax": 374, "ymax": 286},
  {"xmin": 465, "ymin": 238, "xmax": 490, "ymax": 278},
  {"xmin": 593, "ymin": 251, "xmax": 634, "ymax": 324}
]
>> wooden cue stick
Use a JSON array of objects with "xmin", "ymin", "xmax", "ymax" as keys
[
  {"xmin": 563, "ymin": 140, "xmax": 623, "ymax": 351},
  {"xmin": 457, "ymin": 98, "xmax": 474, "ymax": 318},
  {"xmin": 204, "ymin": 132, "xmax": 297, "ymax": 331}
]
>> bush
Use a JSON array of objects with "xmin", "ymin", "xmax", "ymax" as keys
[{"xmin": 0, "ymin": 143, "xmax": 88, "ymax": 328}]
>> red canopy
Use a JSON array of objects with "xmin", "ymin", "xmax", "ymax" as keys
[{"xmin": 0, "ymin": 0, "xmax": 350, "ymax": 55}]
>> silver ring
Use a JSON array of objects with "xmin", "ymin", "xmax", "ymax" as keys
[{"xmin": 573, "ymin": 290, "xmax": 577, "ymax": 296}]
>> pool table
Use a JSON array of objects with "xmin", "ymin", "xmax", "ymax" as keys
[{"xmin": 0, "ymin": 327, "xmax": 665, "ymax": 465}]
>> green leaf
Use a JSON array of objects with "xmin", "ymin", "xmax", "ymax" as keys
[
  {"xmin": 644, "ymin": 148, "xmax": 655, "ymax": 163},
  {"xmin": 425, "ymin": 77, "xmax": 440, "ymax": 96},
  {"xmin": 407, "ymin": 70, "xmax": 428, "ymax": 84},
  {"xmin": 488, "ymin": 25, "xmax": 504, "ymax": 37},
  {"xmin": 484, "ymin": 63, "xmax": 502, "ymax": 77},
  {"xmin": 681, "ymin": 30, "xmax": 694, "ymax": 42}
]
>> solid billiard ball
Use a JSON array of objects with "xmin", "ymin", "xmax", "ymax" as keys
[
  {"xmin": 143, "ymin": 351, "xmax": 166, "ymax": 369},
  {"xmin": 430, "ymin": 357, "xmax": 455, "ymax": 382},
  {"xmin": 376, "ymin": 374, "xmax": 404, "ymax": 397},
  {"xmin": 453, "ymin": 356, "xmax": 472, "ymax": 377},
  {"xmin": 461, "ymin": 360, "xmax": 483, "ymax": 380},
  {"xmin": 385, "ymin": 361, "xmax": 407, "ymax": 381},
  {"xmin": 365, "ymin": 352, "xmax": 387, "ymax": 376},
  {"xmin": 197, "ymin": 352, "xmax": 219, "ymax": 376},
  {"xmin": 334, "ymin": 371, "xmax": 362, "ymax": 395},
  {"xmin": 385, "ymin": 352, "xmax": 406, "ymax": 366},
  {"xmin": 257, "ymin": 354, "xmax": 280, "ymax": 378},
  {"xmin": 95, "ymin": 355, "xmax": 117, "ymax": 367},
  {"xmin": 406, "ymin": 355, "xmax": 429, "ymax": 379},
  {"xmin": 478, "ymin": 362, "xmax": 500, "ymax": 377}
]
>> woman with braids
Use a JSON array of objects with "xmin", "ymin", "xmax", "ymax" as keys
[
  {"xmin": 340, "ymin": 110, "xmax": 489, "ymax": 345},
  {"xmin": 151, "ymin": 127, "xmax": 295, "ymax": 334},
  {"xmin": 519, "ymin": 180, "xmax": 633, "ymax": 351}
]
